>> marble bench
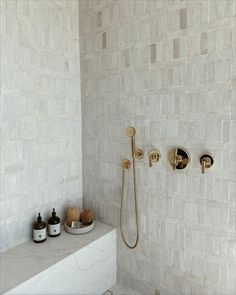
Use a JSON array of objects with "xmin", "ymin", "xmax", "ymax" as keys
[{"xmin": 0, "ymin": 222, "xmax": 116, "ymax": 295}]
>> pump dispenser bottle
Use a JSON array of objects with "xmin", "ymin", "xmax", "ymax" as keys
[
  {"xmin": 48, "ymin": 208, "xmax": 61, "ymax": 237},
  {"xmin": 33, "ymin": 213, "xmax": 47, "ymax": 243}
]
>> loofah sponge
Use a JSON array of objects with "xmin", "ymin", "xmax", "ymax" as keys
[
  {"xmin": 80, "ymin": 209, "xmax": 93, "ymax": 225},
  {"xmin": 66, "ymin": 207, "xmax": 80, "ymax": 227}
]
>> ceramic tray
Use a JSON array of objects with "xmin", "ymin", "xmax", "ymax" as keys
[{"xmin": 64, "ymin": 221, "xmax": 94, "ymax": 235}]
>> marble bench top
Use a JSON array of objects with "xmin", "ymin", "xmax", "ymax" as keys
[{"xmin": 0, "ymin": 221, "xmax": 115, "ymax": 294}]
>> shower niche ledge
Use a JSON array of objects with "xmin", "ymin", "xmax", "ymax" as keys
[{"xmin": 0, "ymin": 221, "xmax": 116, "ymax": 295}]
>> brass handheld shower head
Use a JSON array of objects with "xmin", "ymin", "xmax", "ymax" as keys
[
  {"xmin": 125, "ymin": 126, "xmax": 136, "ymax": 137},
  {"xmin": 120, "ymin": 126, "xmax": 144, "ymax": 249},
  {"xmin": 126, "ymin": 127, "xmax": 136, "ymax": 157}
]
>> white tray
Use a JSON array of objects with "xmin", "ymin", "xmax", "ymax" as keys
[{"xmin": 64, "ymin": 221, "xmax": 94, "ymax": 235}]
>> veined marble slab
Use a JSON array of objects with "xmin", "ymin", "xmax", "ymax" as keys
[{"xmin": 0, "ymin": 221, "xmax": 116, "ymax": 295}]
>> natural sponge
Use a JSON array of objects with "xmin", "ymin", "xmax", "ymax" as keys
[
  {"xmin": 66, "ymin": 207, "xmax": 80, "ymax": 227},
  {"xmin": 80, "ymin": 209, "xmax": 93, "ymax": 225}
]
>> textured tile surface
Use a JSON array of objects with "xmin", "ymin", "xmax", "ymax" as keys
[
  {"xmin": 108, "ymin": 284, "xmax": 141, "ymax": 295},
  {"xmin": 79, "ymin": 0, "xmax": 236, "ymax": 294},
  {"xmin": 0, "ymin": 0, "xmax": 82, "ymax": 251}
]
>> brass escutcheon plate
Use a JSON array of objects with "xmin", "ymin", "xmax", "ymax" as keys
[
  {"xmin": 134, "ymin": 148, "xmax": 144, "ymax": 160},
  {"xmin": 149, "ymin": 149, "xmax": 161, "ymax": 167},
  {"xmin": 168, "ymin": 147, "xmax": 190, "ymax": 170},
  {"xmin": 200, "ymin": 154, "xmax": 214, "ymax": 173}
]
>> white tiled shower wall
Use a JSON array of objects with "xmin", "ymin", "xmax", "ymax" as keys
[
  {"xmin": 0, "ymin": 0, "xmax": 235, "ymax": 294},
  {"xmin": 0, "ymin": 0, "xmax": 82, "ymax": 251},
  {"xmin": 80, "ymin": 0, "xmax": 236, "ymax": 294}
]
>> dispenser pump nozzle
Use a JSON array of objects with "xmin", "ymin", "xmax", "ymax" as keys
[{"xmin": 37, "ymin": 213, "xmax": 42, "ymax": 222}]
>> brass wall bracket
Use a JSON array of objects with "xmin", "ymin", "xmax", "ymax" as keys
[
  {"xmin": 169, "ymin": 147, "xmax": 190, "ymax": 170},
  {"xmin": 200, "ymin": 154, "xmax": 214, "ymax": 174},
  {"xmin": 149, "ymin": 149, "xmax": 161, "ymax": 167},
  {"xmin": 121, "ymin": 159, "xmax": 131, "ymax": 169}
]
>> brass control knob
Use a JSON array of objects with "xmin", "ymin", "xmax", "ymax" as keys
[
  {"xmin": 169, "ymin": 147, "xmax": 190, "ymax": 170},
  {"xmin": 200, "ymin": 154, "xmax": 214, "ymax": 174},
  {"xmin": 134, "ymin": 148, "xmax": 144, "ymax": 160},
  {"xmin": 149, "ymin": 149, "xmax": 161, "ymax": 167}
]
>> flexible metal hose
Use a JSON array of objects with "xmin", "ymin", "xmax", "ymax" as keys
[{"xmin": 120, "ymin": 156, "xmax": 139, "ymax": 249}]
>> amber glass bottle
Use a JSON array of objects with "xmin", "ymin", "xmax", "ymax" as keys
[
  {"xmin": 48, "ymin": 208, "xmax": 61, "ymax": 237},
  {"xmin": 33, "ymin": 213, "xmax": 47, "ymax": 243}
]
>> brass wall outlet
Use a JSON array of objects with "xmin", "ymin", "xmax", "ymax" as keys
[
  {"xmin": 134, "ymin": 148, "xmax": 144, "ymax": 160},
  {"xmin": 169, "ymin": 147, "xmax": 190, "ymax": 170},
  {"xmin": 121, "ymin": 159, "xmax": 131, "ymax": 169},
  {"xmin": 149, "ymin": 149, "xmax": 161, "ymax": 167},
  {"xmin": 200, "ymin": 154, "xmax": 214, "ymax": 174}
]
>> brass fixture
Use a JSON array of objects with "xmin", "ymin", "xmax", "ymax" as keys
[
  {"xmin": 135, "ymin": 148, "xmax": 144, "ymax": 160},
  {"xmin": 126, "ymin": 126, "xmax": 136, "ymax": 157},
  {"xmin": 120, "ymin": 126, "xmax": 142, "ymax": 249},
  {"xmin": 200, "ymin": 154, "xmax": 214, "ymax": 174},
  {"xmin": 149, "ymin": 149, "xmax": 161, "ymax": 167},
  {"xmin": 169, "ymin": 147, "xmax": 190, "ymax": 170},
  {"xmin": 125, "ymin": 126, "xmax": 144, "ymax": 159},
  {"xmin": 125, "ymin": 126, "xmax": 136, "ymax": 137},
  {"xmin": 121, "ymin": 159, "xmax": 131, "ymax": 170}
]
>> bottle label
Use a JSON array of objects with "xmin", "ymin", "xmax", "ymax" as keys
[
  {"xmin": 48, "ymin": 223, "xmax": 60, "ymax": 236},
  {"xmin": 33, "ymin": 228, "xmax": 46, "ymax": 242}
]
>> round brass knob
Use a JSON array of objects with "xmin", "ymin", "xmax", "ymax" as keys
[
  {"xmin": 134, "ymin": 148, "xmax": 144, "ymax": 160},
  {"xmin": 200, "ymin": 154, "xmax": 214, "ymax": 174},
  {"xmin": 168, "ymin": 147, "xmax": 190, "ymax": 170}
]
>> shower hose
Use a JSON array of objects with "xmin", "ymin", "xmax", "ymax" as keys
[{"xmin": 120, "ymin": 156, "xmax": 139, "ymax": 249}]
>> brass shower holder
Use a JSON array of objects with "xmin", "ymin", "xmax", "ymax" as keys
[
  {"xmin": 125, "ymin": 126, "xmax": 144, "ymax": 160},
  {"xmin": 200, "ymin": 154, "xmax": 214, "ymax": 174},
  {"xmin": 121, "ymin": 159, "xmax": 131, "ymax": 169},
  {"xmin": 149, "ymin": 149, "xmax": 161, "ymax": 167},
  {"xmin": 169, "ymin": 147, "xmax": 190, "ymax": 170}
]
